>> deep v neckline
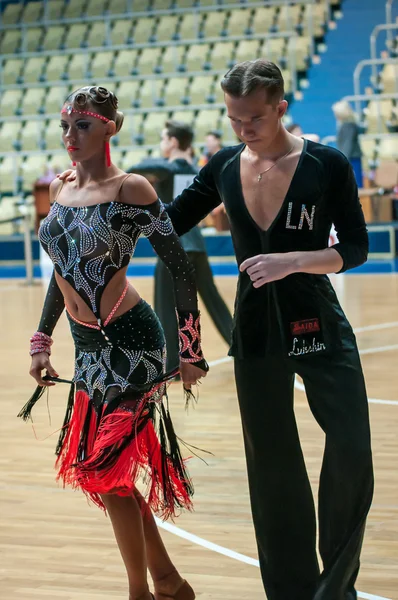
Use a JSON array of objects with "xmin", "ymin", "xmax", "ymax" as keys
[{"xmin": 237, "ymin": 139, "xmax": 307, "ymax": 234}]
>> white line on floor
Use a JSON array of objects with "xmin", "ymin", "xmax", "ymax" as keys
[{"xmin": 154, "ymin": 519, "xmax": 391, "ymax": 600}]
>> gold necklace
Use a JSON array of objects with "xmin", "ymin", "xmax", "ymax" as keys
[{"xmin": 247, "ymin": 145, "xmax": 295, "ymax": 182}]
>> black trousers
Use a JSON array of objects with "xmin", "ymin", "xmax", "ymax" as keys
[
  {"xmin": 154, "ymin": 252, "xmax": 233, "ymax": 370},
  {"xmin": 234, "ymin": 348, "xmax": 374, "ymax": 600}
]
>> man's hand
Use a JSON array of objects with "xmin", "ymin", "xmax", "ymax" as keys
[
  {"xmin": 240, "ymin": 253, "xmax": 295, "ymax": 287},
  {"xmin": 57, "ymin": 169, "xmax": 76, "ymax": 182}
]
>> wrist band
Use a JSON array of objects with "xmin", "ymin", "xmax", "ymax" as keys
[{"xmin": 30, "ymin": 331, "xmax": 53, "ymax": 356}]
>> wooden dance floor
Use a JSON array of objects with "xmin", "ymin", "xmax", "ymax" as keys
[{"xmin": 1, "ymin": 274, "xmax": 397, "ymax": 599}]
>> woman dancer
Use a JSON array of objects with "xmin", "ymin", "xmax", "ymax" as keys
[{"xmin": 21, "ymin": 86, "xmax": 208, "ymax": 600}]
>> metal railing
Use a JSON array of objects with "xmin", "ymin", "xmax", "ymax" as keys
[
  {"xmin": 386, "ymin": 0, "xmax": 396, "ymax": 45},
  {"xmin": 370, "ymin": 23, "xmax": 398, "ymax": 86},
  {"xmin": 353, "ymin": 57, "xmax": 398, "ymax": 117},
  {"xmin": 342, "ymin": 92, "xmax": 398, "ymax": 133}
]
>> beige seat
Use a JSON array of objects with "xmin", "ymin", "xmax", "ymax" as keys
[
  {"xmin": 263, "ymin": 38, "xmax": 286, "ymax": 65},
  {"xmin": 42, "ymin": 26, "xmax": 67, "ymax": 51},
  {"xmin": 121, "ymin": 149, "xmax": 149, "ymax": 171},
  {"xmin": 22, "ymin": 57, "xmax": 47, "ymax": 84},
  {"xmin": 0, "ymin": 90, "xmax": 22, "ymax": 117},
  {"xmin": 20, "ymin": 121, "xmax": 44, "ymax": 151},
  {"xmin": 1, "ymin": 2, "xmax": 23, "ymax": 25},
  {"xmin": 115, "ymin": 81, "xmax": 141, "ymax": 108},
  {"xmin": 64, "ymin": 0, "xmax": 86, "ymax": 19},
  {"xmin": 302, "ymin": 4, "xmax": 327, "ymax": 37},
  {"xmin": 195, "ymin": 109, "xmax": 221, "ymax": 139},
  {"xmin": 23, "ymin": 27, "xmax": 45, "ymax": 52},
  {"xmin": 116, "ymin": 114, "xmax": 143, "ymax": 146},
  {"xmin": 47, "ymin": 0, "xmax": 65, "ymax": 20},
  {"xmin": 163, "ymin": 77, "xmax": 190, "ymax": 107},
  {"xmin": 142, "ymin": 111, "xmax": 169, "ymax": 144},
  {"xmin": 292, "ymin": 36, "xmax": 311, "ymax": 72},
  {"xmin": 137, "ymin": 47, "xmax": 162, "ymax": 75},
  {"xmin": 189, "ymin": 75, "xmax": 214, "ymax": 105},
  {"xmin": 0, "ymin": 196, "xmax": 20, "ymax": 222},
  {"xmin": 46, "ymin": 55, "xmax": 69, "ymax": 82},
  {"xmin": 107, "ymin": 0, "xmax": 129, "ymax": 14},
  {"xmin": 133, "ymin": 0, "xmax": 150, "ymax": 9},
  {"xmin": 0, "ymin": 157, "xmax": 19, "ymax": 194},
  {"xmin": 360, "ymin": 138, "xmax": 377, "ymax": 160},
  {"xmin": 113, "ymin": 49, "xmax": 139, "ymax": 77},
  {"xmin": 201, "ymin": 11, "xmax": 227, "ymax": 38},
  {"xmin": 364, "ymin": 100, "xmax": 392, "ymax": 133},
  {"xmin": 22, "ymin": 1, "xmax": 44, "ymax": 22},
  {"xmin": 45, "ymin": 119, "xmax": 64, "ymax": 150},
  {"xmin": 380, "ymin": 64, "xmax": 398, "ymax": 94},
  {"xmin": 160, "ymin": 45, "xmax": 185, "ymax": 73},
  {"xmin": 91, "ymin": 51, "xmax": 115, "ymax": 78},
  {"xmin": 156, "ymin": 15, "xmax": 179, "ymax": 42},
  {"xmin": 210, "ymin": 41, "xmax": 235, "ymax": 70},
  {"xmin": 212, "ymin": 78, "xmax": 224, "ymax": 104},
  {"xmin": 86, "ymin": 22, "xmax": 108, "ymax": 48},
  {"xmin": 277, "ymin": 4, "xmax": 302, "ymax": 31},
  {"xmin": 234, "ymin": 39, "xmax": 262, "ymax": 63},
  {"xmin": 184, "ymin": 43, "xmax": 209, "ymax": 72},
  {"xmin": 178, "ymin": 14, "xmax": 203, "ymax": 41},
  {"xmin": 21, "ymin": 88, "xmax": 46, "ymax": 116},
  {"xmin": 152, "ymin": 0, "xmax": 173, "ymax": 9},
  {"xmin": 0, "ymin": 30, "xmax": 21, "ymax": 54},
  {"xmin": 44, "ymin": 85, "xmax": 70, "ymax": 114},
  {"xmin": 133, "ymin": 17, "xmax": 156, "ymax": 44},
  {"xmin": 170, "ymin": 109, "xmax": 195, "ymax": 124},
  {"xmin": 67, "ymin": 54, "xmax": 91, "ymax": 80},
  {"xmin": 378, "ymin": 137, "xmax": 398, "ymax": 160},
  {"xmin": 21, "ymin": 156, "xmax": 49, "ymax": 189},
  {"xmin": 251, "ymin": 7, "xmax": 276, "ymax": 34},
  {"xmin": 64, "ymin": 24, "xmax": 89, "ymax": 49},
  {"xmin": 85, "ymin": 0, "xmax": 108, "ymax": 16},
  {"xmin": 174, "ymin": 0, "xmax": 194, "ymax": 6},
  {"xmin": 281, "ymin": 69, "xmax": 292, "ymax": 94},
  {"xmin": 226, "ymin": 8, "xmax": 252, "ymax": 36},
  {"xmin": 0, "ymin": 122, "xmax": 22, "ymax": 152},
  {"xmin": 2, "ymin": 58, "xmax": 24, "ymax": 85},
  {"xmin": 111, "ymin": 20, "xmax": 133, "ymax": 45},
  {"xmin": 138, "ymin": 79, "xmax": 164, "ymax": 108}
]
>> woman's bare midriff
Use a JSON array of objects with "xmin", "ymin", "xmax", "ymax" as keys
[{"xmin": 54, "ymin": 267, "xmax": 141, "ymax": 325}]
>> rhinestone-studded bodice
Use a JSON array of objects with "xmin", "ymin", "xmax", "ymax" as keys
[{"xmin": 39, "ymin": 200, "xmax": 174, "ymax": 317}]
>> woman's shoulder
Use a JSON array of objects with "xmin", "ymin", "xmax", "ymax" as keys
[
  {"xmin": 118, "ymin": 172, "xmax": 158, "ymax": 207},
  {"xmin": 49, "ymin": 177, "xmax": 63, "ymax": 204}
]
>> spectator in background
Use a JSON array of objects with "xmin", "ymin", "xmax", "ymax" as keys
[
  {"xmin": 128, "ymin": 120, "xmax": 233, "ymax": 372},
  {"xmin": 198, "ymin": 130, "xmax": 223, "ymax": 167},
  {"xmin": 332, "ymin": 100, "xmax": 363, "ymax": 187},
  {"xmin": 286, "ymin": 123, "xmax": 320, "ymax": 143}
]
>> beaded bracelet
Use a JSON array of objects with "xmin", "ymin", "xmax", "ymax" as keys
[{"xmin": 30, "ymin": 331, "xmax": 53, "ymax": 356}]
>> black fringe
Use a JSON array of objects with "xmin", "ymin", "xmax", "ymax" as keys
[
  {"xmin": 55, "ymin": 382, "xmax": 75, "ymax": 457},
  {"xmin": 17, "ymin": 385, "xmax": 48, "ymax": 422}
]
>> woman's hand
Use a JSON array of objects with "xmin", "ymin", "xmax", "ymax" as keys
[
  {"xmin": 57, "ymin": 169, "xmax": 76, "ymax": 182},
  {"xmin": 179, "ymin": 361, "xmax": 208, "ymax": 390},
  {"xmin": 29, "ymin": 352, "xmax": 59, "ymax": 387}
]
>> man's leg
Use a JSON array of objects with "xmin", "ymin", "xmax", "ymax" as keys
[
  {"xmin": 234, "ymin": 355, "xmax": 320, "ymax": 600},
  {"xmin": 296, "ymin": 349, "xmax": 374, "ymax": 600},
  {"xmin": 154, "ymin": 259, "xmax": 179, "ymax": 371},
  {"xmin": 190, "ymin": 252, "xmax": 233, "ymax": 346}
]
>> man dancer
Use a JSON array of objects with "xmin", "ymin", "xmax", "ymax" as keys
[
  {"xmin": 128, "ymin": 120, "xmax": 233, "ymax": 372},
  {"xmin": 164, "ymin": 61, "xmax": 374, "ymax": 599}
]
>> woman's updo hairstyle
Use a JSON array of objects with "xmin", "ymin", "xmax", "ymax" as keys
[{"xmin": 64, "ymin": 86, "xmax": 124, "ymax": 133}]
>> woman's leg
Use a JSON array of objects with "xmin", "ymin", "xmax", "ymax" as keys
[
  {"xmin": 100, "ymin": 492, "xmax": 153, "ymax": 600},
  {"xmin": 134, "ymin": 489, "xmax": 192, "ymax": 597}
]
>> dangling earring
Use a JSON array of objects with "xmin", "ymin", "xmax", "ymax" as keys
[
  {"xmin": 72, "ymin": 161, "xmax": 76, "ymax": 167},
  {"xmin": 105, "ymin": 141, "xmax": 111, "ymax": 168}
]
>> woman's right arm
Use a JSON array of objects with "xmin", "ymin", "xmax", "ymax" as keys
[{"xmin": 30, "ymin": 180, "xmax": 65, "ymax": 386}]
